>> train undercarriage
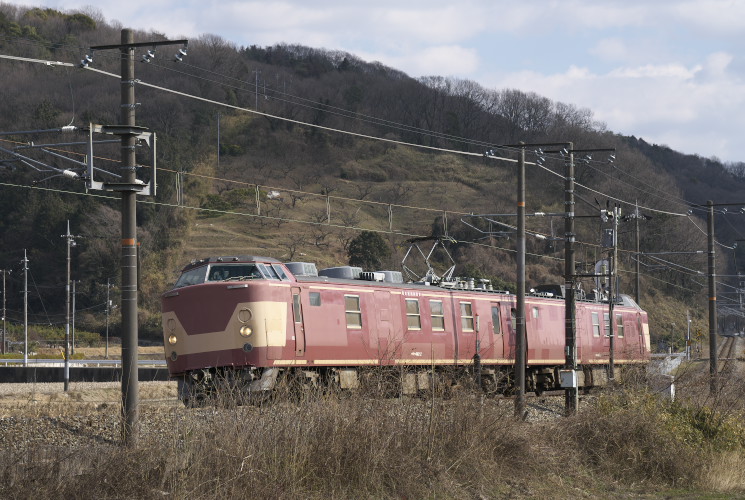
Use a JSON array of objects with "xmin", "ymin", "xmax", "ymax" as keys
[{"xmin": 177, "ymin": 362, "xmax": 629, "ymax": 406}]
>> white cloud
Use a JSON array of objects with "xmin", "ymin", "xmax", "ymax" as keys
[
  {"xmin": 372, "ymin": 5, "xmax": 487, "ymax": 45},
  {"xmin": 673, "ymin": 0, "xmax": 745, "ymax": 33},
  {"xmin": 356, "ymin": 45, "xmax": 480, "ymax": 77},
  {"xmin": 485, "ymin": 54, "xmax": 745, "ymax": 161},
  {"xmin": 696, "ymin": 52, "xmax": 734, "ymax": 81},
  {"xmin": 608, "ymin": 63, "xmax": 698, "ymax": 79},
  {"xmin": 6, "ymin": 0, "xmax": 745, "ymax": 161},
  {"xmin": 590, "ymin": 38, "xmax": 629, "ymax": 62}
]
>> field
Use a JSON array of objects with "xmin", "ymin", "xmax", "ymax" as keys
[
  {"xmin": 2, "ymin": 356, "xmax": 745, "ymax": 499},
  {"xmin": 29, "ymin": 346, "xmax": 166, "ymax": 361}
]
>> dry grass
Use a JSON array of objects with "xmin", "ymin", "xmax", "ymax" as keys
[
  {"xmin": 3, "ymin": 375, "xmax": 745, "ymax": 499},
  {"xmin": 4, "ymin": 355, "xmax": 745, "ymax": 498}
]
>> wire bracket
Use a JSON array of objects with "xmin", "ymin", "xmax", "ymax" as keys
[{"xmin": 86, "ymin": 123, "xmax": 156, "ymax": 195}]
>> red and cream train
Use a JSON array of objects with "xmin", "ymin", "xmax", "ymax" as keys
[{"xmin": 161, "ymin": 255, "xmax": 651, "ymax": 403}]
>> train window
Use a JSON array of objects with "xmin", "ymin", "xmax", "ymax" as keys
[
  {"xmin": 532, "ymin": 307, "xmax": 539, "ymax": 319},
  {"xmin": 592, "ymin": 312, "xmax": 601, "ymax": 337},
  {"xmin": 616, "ymin": 314, "xmax": 624, "ymax": 338},
  {"xmin": 174, "ymin": 266, "xmax": 208, "ymax": 288},
  {"xmin": 271, "ymin": 264, "xmax": 290, "ymax": 281},
  {"xmin": 430, "ymin": 300, "xmax": 445, "ymax": 331},
  {"xmin": 406, "ymin": 299, "xmax": 421, "ymax": 330},
  {"xmin": 293, "ymin": 294, "xmax": 303, "ymax": 323},
  {"xmin": 460, "ymin": 302, "xmax": 474, "ymax": 332},
  {"xmin": 257, "ymin": 263, "xmax": 280, "ymax": 280},
  {"xmin": 492, "ymin": 306, "xmax": 501, "ymax": 334},
  {"xmin": 604, "ymin": 313, "xmax": 611, "ymax": 337},
  {"xmin": 511, "ymin": 308, "xmax": 516, "ymax": 331},
  {"xmin": 310, "ymin": 292, "xmax": 321, "ymax": 306},
  {"xmin": 345, "ymin": 295, "xmax": 362, "ymax": 328},
  {"xmin": 207, "ymin": 264, "xmax": 262, "ymax": 282}
]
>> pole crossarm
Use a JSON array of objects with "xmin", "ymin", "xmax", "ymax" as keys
[{"xmin": 90, "ymin": 39, "xmax": 188, "ymax": 51}]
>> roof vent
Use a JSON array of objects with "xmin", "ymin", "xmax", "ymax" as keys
[
  {"xmin": 318, "ymin": 266, "xmax": 362, "ymax": 280},
  {"xmin": 285, "ymin": 262, "xmax": 318, "ymax": 277},
  {"xmin": 376, "ymin": 270, "xmax": 404, "ymax": 283}
]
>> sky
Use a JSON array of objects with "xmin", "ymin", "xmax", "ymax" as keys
[{"xmin": 4, "ymin": 0, "xmax": 745, "ymax": 163}]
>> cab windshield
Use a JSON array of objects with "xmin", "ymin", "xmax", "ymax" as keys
[
  {"xmin": 206, "ymin": 264, "xmax": 264, "ymax": 282},
  {"xmin": 173, "ymin": 266, "xmax": 207, "ymax": 288},
  {"xmin": 174, "ymin": 263, "xmax": 265, "ymax": 288}
]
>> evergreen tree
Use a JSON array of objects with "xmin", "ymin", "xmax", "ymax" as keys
[{"xmin": 347, "ymin": 231, "xmax": 390, "ymax": 270}]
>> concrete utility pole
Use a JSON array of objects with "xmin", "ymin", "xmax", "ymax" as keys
[
  {"xmin": 105, "ymin": 278, "xmax": 111, "ymax": 360},
  {"xmin": 1, "ymin": 269, "xmax": 7, "ymax": 355},
  {"xmin": 563, "ymin": 143, "xmax": 578, "ymax": 413},
  {"xmin": 686, "ymin": 309, "xmax": 692, "ymax": 361},
  {"xmin": 486, "ymin": 142, "xmax": 612, "ymax": 416},
  {"xmin": 635, "ymin": 201, "xmax": 641, "ymax": 305},
  {"xmin": 608, "ymin": 204, "xmax": 619, "ymax": 381},
  {"xmin": 62, "ymin": 220, "xmax": 76, "ymax": 392},
  {"xmin": 707, "ymin": 200, "xmax": 718, "ymax": 394},
  {"xmin": 71, "ymin": 280, "xmax": 77, "ymax": 356},
  {"xmin": 515, "ymin": 144, "xmax": 526, "ymax": 419},
  {"xmin": 119, "ymin": 29, "xmax": 140, "ymax": 445},
  {"xmin": 87, "ymin": 29, "xmax": 188, "ymax": 446},
  {"xmin": 23, "ymin": 250, "xmax": 28, "ymax": 367}
]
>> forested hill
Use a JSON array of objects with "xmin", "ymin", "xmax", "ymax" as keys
[{"xmin": 0, "ymin": 4, "xmax": 742, "ymax": 345}]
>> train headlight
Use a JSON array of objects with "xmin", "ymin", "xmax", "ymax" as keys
[
  {"xmin": 239, "ymin": 325, "xmax": 253, "ymax": 337},
  {"xmin": 168, "ymin": 334, "xmax": 178, "ymax": 345}
]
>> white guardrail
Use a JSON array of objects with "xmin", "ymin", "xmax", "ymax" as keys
[{"xmin": 0, "ymin": 359, "xmax": 166, "ymax": 367}]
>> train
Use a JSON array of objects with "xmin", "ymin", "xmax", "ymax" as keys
[{"xmin": 161, "ymin": 255, "xmax": 651, "ymax": 404}]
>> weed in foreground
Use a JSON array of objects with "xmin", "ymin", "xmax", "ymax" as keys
[{"xmin": 3, "ymin": 384, "xmax": 745, "ymax": 498}]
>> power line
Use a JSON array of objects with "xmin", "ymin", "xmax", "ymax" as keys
[
  {"xmin": 0, "ymin": 50, "xmax": 702, "ymax": 219},
  {"xmin": 526, "ymin": 156, "xmax": 689, "ymax": 217},
  {"xmin": 0, "ymin": 34, "xmax": 740, "ymax": 224},
  {"xmin": 148, "ymin": 59, "xmax": 498, "ymax": 151},
  {"xmin": 0, "ymin": 47, "xmax": 726, "ymax": 287},
  {"xmin": 83, "ymin": 65, "xmax": 498, "ymax": 161}
]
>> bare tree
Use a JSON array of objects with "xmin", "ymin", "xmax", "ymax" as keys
[
  {"xmin": 319, "ymin": 178, "xmax": 339, "ymax": 196},
  {"xmin": 278, "ymin": 231, "xmax": 308, "ymax": 261},
  {"xmin": 353, "ymin": 182, "xmax": 375, "ymax": 200}
]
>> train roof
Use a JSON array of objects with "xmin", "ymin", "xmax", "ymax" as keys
[
  {"xmin": 175, "ymin": 258, "xmax": 643, "ymax": 310},
  {"xmin": 180, "ymin": 255, "xmax": 281, "ymax": 272}
]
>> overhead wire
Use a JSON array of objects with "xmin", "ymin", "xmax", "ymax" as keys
[
  {"xmin": 0, "ymin": 33, "xmax": 740, "ymax": 223},
  {"xmin": 1, "ymin": 37, "xmax": 742, "ymax": 332},
  {"xmin": 97, "ymin": 62, "xmax": 694, "ymax": 219},
  {"xmin": 570, "ymin": 153, "xmax": 699, "ymax": 212},
  {"xmin": 149, "ymin": 59, "xmax": 501, "ymax": 151},
  {"xmin": 525, "ymin": 154, "xmax": 689, "ymax": 217},
  {"xmin": 0, "ymin": 42, "xmax": 733, "ymax": 287},
  {"xmin": 0, "ymin": 179, "xmax": 720, "ymax": 305},
  {"xmin": 84, "ymin": 65, "xmax": 497, "ymax": 161},
  {"xmin": 0, "ymin": 47, "xmax": 699, "ymax": 220},
  {"xmin": 687, "ymin": 215, "xmax": 735, "ymax": 249},
  {"xmin": 0, "ymin": 64, "xmax": 711, "ymax": 290}
]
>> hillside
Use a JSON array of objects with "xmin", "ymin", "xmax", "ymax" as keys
[{"xmin": 0, "ymin": 5, "xmax": 741, "ymax": 349}]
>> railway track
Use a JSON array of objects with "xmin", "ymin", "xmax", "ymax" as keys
[{"xmin": 718, "ymin": 335, "xmax": 741, "ymax": 374}]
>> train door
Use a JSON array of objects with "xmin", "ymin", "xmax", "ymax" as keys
[
  {"xmin": 291, "ymin": 287, "xmax": 306, "ymax": 356},
  {"xmin": 614, "ymin": 312, "xmax": 626, "ymax": 360},
  {"xmin": 489, "ymin": 302, "xmax": 505, "ymax": 359},
  {"xmin": 506, "ymin": 306, "xmax": 517, "ymax": 360},
  {"xmin": 636, "ymin": 312, "xmax": 646, "ymax": 356},
  {"xmin": 602, "ymin": 311, "xmax": 611, "ymax": 349},
  {"xmin": 369, "ymin": 290, "xmax": 396, "ymax": 360}
]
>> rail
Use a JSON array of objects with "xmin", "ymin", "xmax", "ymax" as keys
[{"xmin": 0, "ymin": 359, "xmax": 166, "ymax": 367}]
